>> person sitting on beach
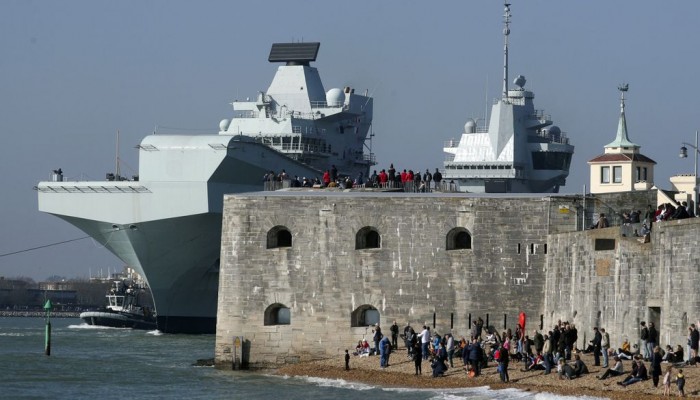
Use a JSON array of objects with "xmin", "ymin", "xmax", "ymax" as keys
[
  {"xmin": 558, "ymin": 359, "xmax": 575, "ymax": 380},
  {"xmin": 353, "ymin": 340, "xmax": 363, "ymax": 356},
  {"xmin": 615, "ymin": 339, "xmax": 634, "ymax": 360},
  {"xmin": 662, "ymin": 345, "xmax": 675, "ymax": 363},
  {"xmin": 598, "ymin": 356, "xmax": 624, "ymax": 380},
  {"xmin": 618, "ymin": 359, "xmax": 648, "ymax": 387},
  {"xmin": 522, "ymin": 350, "xmax": 545, "ymax": 371},
  {"xmin": 673, "ymin": 344, "xmax": 684, "ymax": 364},
  {"xmin": 358, "ymin": 339, "xmax": 370, "ymax": 356},
  {"xmin": 572, "ymin": 354, "xmax": 589, "ymax": 377}
]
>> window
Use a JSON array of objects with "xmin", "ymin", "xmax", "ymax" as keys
[
  {"xmin": 446, "ymin": 228, "xmax": 472, "ymax": 250},
  {"xmin": 595, "ymin": 239, "xmax": 616, "ymax": 251},
  {"xmin": 351, "ymin": 305, "xmax": 380, "ymax": 327},
  {"xmin": 601, "ymin": 166, "xmax": 610, "ymax": 183},
  {"xmin": 613, "ymin": 166, "xmax": 622, "ymax": 183},
  {"xmin": 264, "ymin": 303, "xmax": 291, "ymax": 325},
  {"xmin": 356, "ymin": 227, "xmax": 381, "ymax": 249},
  {"xmin": 267, "ymin": 226, "xmax": 292, "ymax": 249},
  {"xmin": 643, "ymin": 167, "xmax": 648, "ymax": 181},
  {"xmin": 636, "ymin": 167, "xmax": 641, "ymax": 181}
]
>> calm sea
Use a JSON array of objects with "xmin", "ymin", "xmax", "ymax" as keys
[{"xmin": 0, "ymin": 318, "xmax": 604, "ymax": 400}]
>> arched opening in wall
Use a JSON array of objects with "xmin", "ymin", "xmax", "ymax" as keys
[
  {"xmin": 351, "ymin": 305, "xmax": 380, "ymax": 327},
  {"xmin": 264, "ymin": 303, "xmax": 291, "ymax": 325},
  {"xmin": 267, "ymin": 226, "xmax": 292, "ymax": 249},
  {"xmin": 356, "ymin": 227, "xmax": 381, "ymax": 250},
  {"xmin": 446, "ymin": 228, "xmax": 472, "ymax": 250}
]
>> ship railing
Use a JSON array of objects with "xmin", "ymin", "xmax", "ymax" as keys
[
  {"xmin": 444, "ymin": 139, "xmax": 459, "ymax": 148},
  {"xmin": 536, "ymin": 131, "xmax": 570, "ymax": 145},
  {"xmin": 355, "ymin": 153, "xmax": 376, "ymax": 165},
  {"xmin": 36, "ymin": 184, "xmax": 150, "ymax": 194},
  {"xmin": 234, "ymin": 108, "xmax": 341, "ymax": 121},
  {"xmin": 273, "ymin": 143, "xmax": 331, "ymax": 154},
  {"xmin": 310, "ymin": 101, "xmax": 344, "ymax": 108},
  {"xmin": 232, "ymin": 110, "xmax": 259, "ymax": 119},
  {"xmin": 533, "ymin": 110, "xmax": 552, "ymax": 121}
]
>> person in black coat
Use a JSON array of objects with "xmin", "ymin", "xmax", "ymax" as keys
[
  {"xmin": 413, "ymin": 342, "xmax": 422, "ymax": 375},
  {"xmin": 592, "ymin": 327, "xmax": 602, "ymax": 366},
  {"xmin": 651, "ymin": 346, "xmax": 663, "ymax": 387}
]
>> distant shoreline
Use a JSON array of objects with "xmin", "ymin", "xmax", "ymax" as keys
[{"xmin": 0, "ymin": 311, "xmax": 80, "ymax": 318}]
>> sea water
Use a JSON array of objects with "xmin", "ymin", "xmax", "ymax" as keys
[{"xmin": 0, "ymin": 318, "xmax": 605, "ymax": 399}]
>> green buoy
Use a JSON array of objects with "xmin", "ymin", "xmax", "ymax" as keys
[{"xmin": 44, "ymin": 299, "xmax": 52, "ymax": 356}]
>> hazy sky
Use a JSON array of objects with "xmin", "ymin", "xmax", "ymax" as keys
[{"xmin": 1, "ymin": 0, "xmax": 698, "ymax": 281}]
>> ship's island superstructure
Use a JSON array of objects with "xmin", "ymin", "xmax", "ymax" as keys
[
  {"xmin": 443, "ymin": 3, "xmax": 574, "ymax": 193},
  {"xmin": 37, "ymin": 42, "xmax": 374, "ymax": 333}
]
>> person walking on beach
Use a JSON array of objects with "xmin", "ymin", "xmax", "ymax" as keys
[
  {"xmin": 344, "ymin": 349, "xmax": 350, "ymax": 371},
  {"xmin": 676, "ymin": 368, "xmax": 686, "ymax": 397},
  {"xmin": 663, "ymin": 365, "xmax": 673, "ymax": 396}
]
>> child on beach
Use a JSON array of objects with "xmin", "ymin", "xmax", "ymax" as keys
[
  {"xmin": 675, "ymin": 368, "xmax": 686, "ymax": 397},
  {"xmin": 663, "ymin": 365, "xmax": 672, "ymax": 396}
]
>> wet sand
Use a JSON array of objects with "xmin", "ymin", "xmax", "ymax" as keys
[{"xmin": 275, "ymin": 350, "xmax": 699, "ymax": 399}]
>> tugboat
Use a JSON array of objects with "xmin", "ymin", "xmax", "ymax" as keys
[{"xmin": 80, "ymin": 281, "xmax": 157, "ymax": 330}]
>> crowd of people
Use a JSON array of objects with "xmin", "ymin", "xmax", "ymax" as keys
[
  {"xmin": 345, "ymin": 318, "xmax": 696, "ymax": 396},
  {"xmin": 262, "ymin": 163, "xmax": 450, "ymax": 192}
]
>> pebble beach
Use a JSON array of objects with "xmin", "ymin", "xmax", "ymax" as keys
[{"xmin": 276, "ymin": 350, "xmax": 699, "ymax": 399}]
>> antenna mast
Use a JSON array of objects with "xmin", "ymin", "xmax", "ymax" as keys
[
  {"xmin": 502, "ymin": 2, "xmax": 512, "ymax": 98},
  {"xmin": 618, "ymin": 83, "xmax": 629, "ymax": 113},
  {"xmin": 116, "ymin": 130, "xmax": 121, "ymax": 179}
]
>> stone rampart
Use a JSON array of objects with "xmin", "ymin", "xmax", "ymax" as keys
[
  {"xmin": 544, "ymin": 217, "xmax": 700, "ymax": 351},
  {"xmin": 215, "ymin": 192, "xmax": 580, "ymax": 368}
]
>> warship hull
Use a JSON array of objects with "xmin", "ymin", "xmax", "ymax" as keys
[{"xmin": 39, "ymin": 140, "xmax": 336, "ymax": 334}]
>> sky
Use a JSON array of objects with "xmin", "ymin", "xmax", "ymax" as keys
[{"xmin": 1, "ymin": 0, "xmax": 698, "ymax": 281}]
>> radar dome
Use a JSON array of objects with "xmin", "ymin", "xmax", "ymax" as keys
[
  {"xmin": 513, "ymin": 75, "xmax": 526, "ymax": 89},
  {"xmin": 219, "ymin": 119, "xmax": 231, "ymax": 132},
  {"xmin": 543, "ymin": 125, "xmax": 561, "ymax": 141},
  {"xmin": 464, "ymin": 119, "xmax": 477, "ymax": 133},
  {"xmin": 326, "ymin": 88, "xmax": 345, "ymax": 106}
]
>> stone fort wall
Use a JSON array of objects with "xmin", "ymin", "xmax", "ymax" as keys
[
  {"xmin": 545, "ymin": 217, "xmax": 700, "ymax": 351},
  {"xmin": 215, "ymin": 192, "xmax": 581, "ymax": 368},
  {"xmin": 214, "ymin": 189, "xmax": 690, "ymax": 369}
]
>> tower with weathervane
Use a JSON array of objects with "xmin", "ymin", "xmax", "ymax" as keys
[{"xmin": 588, "ymin": 84, "xmax": 656, "ymax": 194}]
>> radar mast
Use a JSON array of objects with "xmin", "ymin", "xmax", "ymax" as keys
[{"xmin": 502, "ymin": 2, "xmax": 512, "ymax": 98}]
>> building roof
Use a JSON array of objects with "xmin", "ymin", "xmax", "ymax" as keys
[{"xmin": 588, "ymin": 153, "xmax": 656, "ymax": 164}]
